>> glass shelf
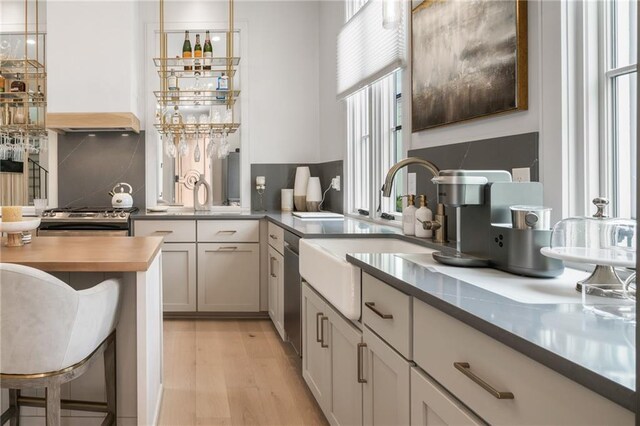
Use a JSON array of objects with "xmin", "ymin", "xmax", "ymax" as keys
[
  {"xmin": 154, "ymin": 89, "xmax": 240, "ymax": 106},
  {"xmin": 154, "ymin": 122, "xmax": 240, "ymax": 135},
  {"xmin": 0, "ymin": 92, "xmax": 47, "ymax": 105},
  {"xmin": 157, "ymin": 68, "xmax": 235, "ymax": 79},
  {"xmin": 0, "ymin": 59, "xmax": 47, "ymax": 79},
  {"xmin": 154, "ymin": 57, "xmax": 240, "ymax": 68},
  {"xmin": 1, "ymin": 124, "xmax": 48, "ymax": 136}
]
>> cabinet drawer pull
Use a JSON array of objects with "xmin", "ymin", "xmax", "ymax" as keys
[
  {"xmin": 364, "ymin": 302, "xmax": 393, "ymax": 319},
  {"xmin": 453, "ymin": 362, "xmax": 514, "ymax": 400},
  {"xmin": 269, "ymin": 234, "xmax": 278, "ymax": 240},
  {"xmin": 316, "ymin": 312, "xmax": 323, "ymax": 343},
  {"xmin": 152, "ymin": 230, "xmax": 173, "ymax": 235},
  {"xmin": 216, "ymin": 246, "xmax": 238, "ymax": 251},
  {"xmin": 357, "ymin": 343, "xmax": 367, "ymax": 383},
  {"xmin": 217, "ymin": 230, "xmax": 237, "ymax": 234},
  {"xmin": 320, "ymin": 316, "xmax": 329, "ymax": 348},
  {"xmin": 270, "ymin": 257, "xmax": 277, "ymax": 277}
]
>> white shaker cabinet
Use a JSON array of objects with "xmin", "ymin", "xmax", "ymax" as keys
[
  {"xmin": 362, "ymin": 326, "xmax": 411, "ymax": 426},
  {"xmin": 268, "ymin": 245, "xmax": 285, "ymax": 339},
  {"xmin": 302, "ymin": 283, "xmax": 332, "ymax": 413},
  {"xmin": 326, "ymin": 306, "xmax": 364, "ymax": 426},
  {"xmin": 303, "ymin": 282, "xmax": 366, "ymax": 426},
  {"xmin": 411, "ymin": 367, "xmax": 484, "ymax": 426},
  {"xmin": 197, "ymin": 243, "xmax": 260, "ymax": 312},
  {"xmin": 161, "ymin": 243, "xmax": 197, "ymax": 312}
]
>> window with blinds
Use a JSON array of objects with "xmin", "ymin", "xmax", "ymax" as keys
[{"xmin": 337, "ymin": 0, "xmax": 406, "ymax": 99}]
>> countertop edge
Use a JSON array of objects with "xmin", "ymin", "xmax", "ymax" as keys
[{"xmin": 346, "ymin": 254, "xmax": 637, "ymax": 413}]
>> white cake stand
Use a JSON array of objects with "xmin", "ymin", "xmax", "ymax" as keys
[
  {"xmin": 541, "ymin": 246, "xmax": 635, "ymax": 297},
  {"xmin": 0, "ymin": 218, "xmax": 41, "ymax": 247}
]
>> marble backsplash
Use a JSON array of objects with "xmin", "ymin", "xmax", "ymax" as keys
[{"xmin": 58, "ymin": 131, "xmax": 146, "ymax": 209}]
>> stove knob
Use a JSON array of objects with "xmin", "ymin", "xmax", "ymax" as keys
[
  {"xmin": 119, "ymin": 212, "xmax": 127, "ymax": 218},
  {"xmin": 49, "ymin": 212, "xmax": 56, "ymax": 217}
]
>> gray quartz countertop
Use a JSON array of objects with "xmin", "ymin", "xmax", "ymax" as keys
[
  {"xmin": 134, "ymin": 210, "xmax": 456, "ymax": 246},
  {"xmin": 347, "ymin": 252, "xmax": 636, "ymax": 412}
]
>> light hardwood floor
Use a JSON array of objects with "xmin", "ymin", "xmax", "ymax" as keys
[{"xmin": 158, "ymin": 319, "xmax": 328, "ymax": 426}]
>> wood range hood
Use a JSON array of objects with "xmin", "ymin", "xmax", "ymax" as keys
[{"xmin": 47, "ymin": 112, "xmax": 141, "ymax": 133}]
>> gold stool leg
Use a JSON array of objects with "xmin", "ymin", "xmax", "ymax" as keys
[
  {"xmin": 8, "ymin": 389, "xmax": 19, "ymax": 426},
  {"xmin": 103, "ymin": 333, "xmax": 117, "ymax": 425},
  {"xmin": 45, "ymin": 384, "xmax": 60, "ymax": 426}
]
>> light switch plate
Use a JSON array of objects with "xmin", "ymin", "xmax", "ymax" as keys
[
  {"xmin": 512, "ymin": 167, "xmax": 531, "ymax": 183},
  {"xmin": 408, "ymin": 173, "xmax": 417, "ymax": 195}
]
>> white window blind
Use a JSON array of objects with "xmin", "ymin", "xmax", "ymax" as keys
[{"xmin": 337, "ymin": 0, "xmax": 405, "ymax": 99}]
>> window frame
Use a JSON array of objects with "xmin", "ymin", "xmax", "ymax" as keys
[
  {"xmin": 346, "ymin": 70, "xmax": 404, "ymax": 223},
  {"xmin": 599, "ymin": 0, "xmax": 637, "ymax": 219}
]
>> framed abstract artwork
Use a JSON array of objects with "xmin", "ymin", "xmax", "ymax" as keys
[{"xmin": 411, "ymin": 0, "xmax": 528, "ymax": 131}]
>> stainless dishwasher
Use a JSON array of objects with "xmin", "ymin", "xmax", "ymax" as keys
[{"xmin": 283, "ymin": 230, "xmax": 302, "ymax": 356}]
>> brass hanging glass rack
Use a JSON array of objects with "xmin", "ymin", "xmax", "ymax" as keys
[
  {"xmin": 0, "ymin": 0, "xmax": 47, "ymax": 137},
  {"xmin": 155, "ymin": 0, "xmax": 240, "ymax": 137}
]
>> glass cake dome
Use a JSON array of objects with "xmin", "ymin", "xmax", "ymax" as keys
[{"xmin": 541, "ymin": 198, "xmax": 636, "ymax": 298}]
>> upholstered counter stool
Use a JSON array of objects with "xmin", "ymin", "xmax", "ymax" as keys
[{"xmin": 0, "ymin": 263, "xmax": 122, "ymax": 426}]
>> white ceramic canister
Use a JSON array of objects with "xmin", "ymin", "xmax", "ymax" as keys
[{"xmin": 281, "ymin": 189, "xmax": 294, "ymax": 212}]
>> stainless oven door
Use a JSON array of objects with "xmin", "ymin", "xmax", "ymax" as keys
[{"xmin": 38, "ymin": 229, "xmax": 129, "ymax": 237}]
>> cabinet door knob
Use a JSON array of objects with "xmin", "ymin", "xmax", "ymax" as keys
[
  {"xmin": 269, "ymin": 234, "xmax": 278, "ymax": 240},
  {"xmin": 453, "ymin": 362, "xmax": 514, "ymax": 399},
  {"xmin": 357, "ymin": 343, "xmax": 367, "ymax": 383},
  {"xmin": 364, "ymin": 302, "xmax": 393, "ymax": 319}
]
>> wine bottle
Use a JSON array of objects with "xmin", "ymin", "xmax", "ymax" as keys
[
  {"xmin": 182, "ymin": 30, "xmax": 192, "ymax": 71},
  {"xmin": 194, "ymin": 34, "xmax": 202, "ymax": 75},
  {"xmin": 203, "ymin": 30, "xmax": 213, "ymax": 71}
]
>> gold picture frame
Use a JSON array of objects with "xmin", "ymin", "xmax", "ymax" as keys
[{"xmin": 411, "ymin": 0, "xmax": 528, "ymax": 132}]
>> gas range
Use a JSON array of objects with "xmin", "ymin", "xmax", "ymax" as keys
[
  {"xmin": 39, "ymin": 207, "xmax": 139, "ymax": 236},
  {"xmin": 41, "ymin": 207, "xmax": 139, "ymax": 223}
]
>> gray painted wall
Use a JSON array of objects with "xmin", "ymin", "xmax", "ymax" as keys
[
  {"xmin": 408, "ymin": 132, "xmax": 539, "ymax": 205},
  {"xmin": 58, "ymin": 131, "xmax": 146, "ymax": 209},
  {"xmin": 251, "ymin": 160, "xmax": 344, "ymax": 213},
  {"xmin": 408, "ymin": 132, "xmax": 539, "ymax": 239}
]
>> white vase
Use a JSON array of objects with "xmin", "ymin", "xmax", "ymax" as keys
[
  {"xmin": 305, "ymin": 177, "xmax": 322, "ymax": 212},
  {"xmin": 293, "ymin": 166, "xmax": 311, "ymax": 211}
]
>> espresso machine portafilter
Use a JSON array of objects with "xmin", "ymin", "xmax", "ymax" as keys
[{"xmin": 431, "ymin": 170, "xmax": 564, "ymax": 278}]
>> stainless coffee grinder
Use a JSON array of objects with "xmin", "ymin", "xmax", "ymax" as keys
[{"xmin": 431, "ymin": 170, "xmax": 564, "ymax": 278}]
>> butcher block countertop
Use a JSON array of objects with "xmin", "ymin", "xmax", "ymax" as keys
[{"xmin": 0, "ymin": 236, "xmax": 163, "ymax": 272}]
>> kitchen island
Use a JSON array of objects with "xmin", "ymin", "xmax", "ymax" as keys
[{"xmin": 0, "ymin": 236, "xmax": 164, "ymax": 426}]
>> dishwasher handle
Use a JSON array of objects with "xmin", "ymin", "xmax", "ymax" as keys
[{"xmin": 284, "ymin": 241, "xmax": 299, "ymax": 256}]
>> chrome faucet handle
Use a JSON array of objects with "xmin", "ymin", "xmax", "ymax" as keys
[{"xmin": 592, "ymin": 197, "xmax": 609, "ymax": 218}]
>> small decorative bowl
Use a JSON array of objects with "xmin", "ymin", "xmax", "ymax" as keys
[{"xmin": 0, "ymin": 218, "xmax": 41, "ymax": 247}]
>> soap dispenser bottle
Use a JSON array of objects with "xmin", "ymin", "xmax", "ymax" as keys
[
  {"xmin": 415, "ymin": 195, "xmax": 433, "ymax": 238},
  {"xmin": 402, "ymin": 195, "xmax": 417, "ymax": 236}
]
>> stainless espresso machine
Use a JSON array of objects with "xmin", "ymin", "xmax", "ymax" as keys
[{"xmin": 431, "ymin": 170, "xmax": 564, "ymax": 278}]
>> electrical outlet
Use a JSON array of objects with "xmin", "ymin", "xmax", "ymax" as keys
[
  {"xmin": 331, "ymin": 176, "xmax": 341, "ymax": 191},
  {"xmin": 408, "ymin": 173, "xmax": 417, "ymax": 195},
  {"xmin": 512, "ymin": 167, "xmax": 531, "ymax": 183}
]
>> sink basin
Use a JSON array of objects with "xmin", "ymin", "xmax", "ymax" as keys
[
  {"xmin": 397, "ymin": 253, "xmax": 588, "ymax": 304},
  {"xmin": 300, "ymin": 238, "xmax": 433, "ymax": 319}
]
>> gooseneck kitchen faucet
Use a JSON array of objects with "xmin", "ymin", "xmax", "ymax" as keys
[{"xmin": 381, "ymin": 157, "xmax": 448, "ymax": 243}]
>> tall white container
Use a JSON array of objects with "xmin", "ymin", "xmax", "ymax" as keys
[
  {"xmin": 293, "ymin": 166, "xmax": 311, "ymax": 211},
  {"xmin": 305, "ymin": 177, "xmax": 322, "ymax": 212}
]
